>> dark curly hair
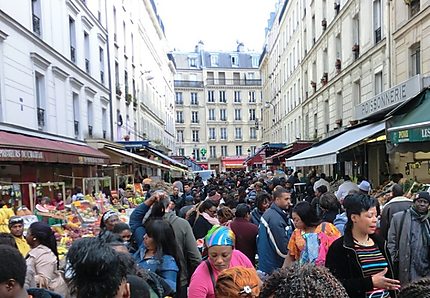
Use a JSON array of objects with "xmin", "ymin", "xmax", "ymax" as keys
[
  {"xmin": 260, "ymin": 264, "xmax": 348, "ymax": 298},
  {"xmin": 398, "ymin": 277, "xmax": 430, "ymax": 298}
]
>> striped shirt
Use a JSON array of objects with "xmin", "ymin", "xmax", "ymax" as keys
[{"xmin": 355, "ymin": 243, "xmax": 390, "ymax": 298}]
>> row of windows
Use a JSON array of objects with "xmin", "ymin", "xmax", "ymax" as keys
[
  {"xmin": 178, "ymin": 145, "xmax": 257, "ymax": 160},
  {"xmin": 176, "ymin": 109, "xmax": 257, "ymax": 123},
  {"xmin": 207, "ymin": 90, "xmax": 257, "ymax": 103},
  {"xmin": 176, "ymin": 127, "xmax": 257, "ymax": 142}
]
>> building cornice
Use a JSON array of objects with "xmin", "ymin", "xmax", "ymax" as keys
[
  {"xmin": 70, "ymin": 77, "xmax": 84, "ymax": 89},
  {"xmin": 30, "ymin": 52, "xmax": 51, "ymax": 69},
  {"xmin": 66, "ymin": 0, "xmax": 80, "ymax": 16},
  {"xmin": 84, "ymin": 86, "xmax": 97, "ymax": 97},
  {"xmin": 81, "ymin": 15, "xmax": 94, "ymax": 31},
  {"xmin": 0, "ymin": 29, "xmax": 8, "ymax": 41},
  {"xmin": 52, "ymin": 66, "xmax": 70, "ymax": 80},
  {"xmin": 392, "ymin": 5, "xmax": 430, "ymax": 39}
]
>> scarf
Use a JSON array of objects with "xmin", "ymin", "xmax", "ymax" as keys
[
  {"xmin": 201, "ymin": 212, "xmax": 220, "ymax": 226},
  {"xmin": 410, "ymin": 206, "xmax": 430, "ymax": 247}
]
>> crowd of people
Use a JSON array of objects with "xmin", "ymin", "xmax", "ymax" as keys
[{"xmin": 0, "ymin": 169, "xmax": 429, "ymax": 298}]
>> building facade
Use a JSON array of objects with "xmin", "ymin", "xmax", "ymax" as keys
[{"xmin": 172, "ymin": 43, "xmax": 263, "ymax": 171}]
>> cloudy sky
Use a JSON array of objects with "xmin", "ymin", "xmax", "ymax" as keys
[{"xmin": 156, "ymin": 0, "xmax": 279, "ymax": 52}]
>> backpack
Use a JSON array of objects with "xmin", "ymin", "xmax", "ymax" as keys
[{"xmin": 299, "ymin": 222, "xmax": 338, "ymax": 266}]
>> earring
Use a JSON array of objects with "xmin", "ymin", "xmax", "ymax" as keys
[{"xmin": 33, "ymin": 238, "xmax": 37, "ymax": 241}]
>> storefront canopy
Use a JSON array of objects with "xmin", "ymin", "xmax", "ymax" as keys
[
  {"xmin": 104, "ymin": 146, "xmax": 170, "ymax": 170},
  {"xmin": 142, "ymin": 147, "xmax": 188, "ymax": 170},
  {"xmin": 222, "ymin": 156, "xmax": 247, "ymax": 169},
  {"xmin": 286, "ymin": 122, "xmax": 385, "ymax": 167},
  {"xmin": 0, "ymin": 130, "xmax": 109, "ymax": 164}
]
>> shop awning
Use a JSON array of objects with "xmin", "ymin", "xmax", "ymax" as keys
[
  {"xmin": 0, "ymin": 130, "xmax": 109, "ymax": 164},
  {"xmin": 104, "ymin": 146, "xmax": 170, "ymax": 170},
  {"xmin": 142, "ymin": 147, "xmax": 188, "ymax": 170},
  {"xmin": 266, "ymin": 142, "xmax": 314, "ymax": 160},
  {"xmin": 222, "ymin": 156, "xmax": 247, "ymax": 168},
  {"xmin": 286, "ymin": 122, "xmax": 385, "ymax": 167}
]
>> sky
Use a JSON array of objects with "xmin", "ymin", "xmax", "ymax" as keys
[{"xmin": 156, "ymin": 0, "xmax": 279, "ymax": 53}]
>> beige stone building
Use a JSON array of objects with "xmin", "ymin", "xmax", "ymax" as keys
[{"xmin": 172, "ymin": 43, "xmax": 262, "ymax": 171}]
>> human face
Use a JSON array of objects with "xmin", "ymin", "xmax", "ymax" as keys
[
  {"xmin": 351, "ymin": 206, "xmax": 378, "ymax": 235},
  {"xmin": 105, "ymin": 215, "xmax": 120, "ymax": 231},
  {"xmin": 0, "ymin": 279, "xmax": 20, "ymax": 298},
  {"xmin": 414, "ymin": 198, "xmax": 430, "ymax": 214},
  {"xmin": 184, "ymin": 185, "xmax": 191, "ymax": 193},
  {"xmin": 25, "ymin": 229, "xmax": 37, "ymax": 248},
  {"xmin": 206, "ymin": 206, "xmax": 217, "ymax": 218},
  {"xmin": 143, "ymin": 234, "xmax": 156, "ymax": 251},
  {"xmin": 173, "ymin": 187, "xmax": 179, "ymax": 196},
  {"xmin": 275, "ymin": 192, "xmax": 292, "ymax": 210},
  {"xmin": 120, "ymin": 229, "xmax": 132, "ymax": 242},
  {"xmin": 208, "ymin": 245, "xmax": 233, "ymax": 271},
  {"xmin": 292, "ymin": 212, "xmax": 306, "ymax": 230},
  {"xmin": 259, "ymin": 199, "xmax": 270, "ymax": 212},
  {"xmin": 10, "ymin": 223, "xmax": 24, "ymax": 238}
]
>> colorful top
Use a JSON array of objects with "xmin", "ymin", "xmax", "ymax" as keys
[
  {"xmin": 355, "ymin": 243, "xmax": 390, "ymax": 298},
  {"xmin": 288, "ymin": 222, "xmax": 340, "ymax": 260}
]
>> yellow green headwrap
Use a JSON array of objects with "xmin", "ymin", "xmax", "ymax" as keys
[{"xmin": 205, "ymin": 225, "xmax": 235, "ymax": 247}]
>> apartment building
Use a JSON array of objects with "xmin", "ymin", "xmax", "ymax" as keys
[
  {"xmin": 106, "ymin": 0, "xmax": 175, "ymax": 153},
  {"xmin": 172, "ymin": 42, "xmax": 262, "ymax": 171}
]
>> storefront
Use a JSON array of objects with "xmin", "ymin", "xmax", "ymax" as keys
[
  {"xmin": 221, "ymin": 156, "xmax": 248, "ymax": 171},
  {"xmin": 266, "ymin": 141, "xmax": 314, "ymax": 169},
  {"xmin": 244, "ymin": 143, "xmax": 286, "ymax": 170}
]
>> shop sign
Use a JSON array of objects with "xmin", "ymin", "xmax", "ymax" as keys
[
  {"xmin": 355, "ymin": 75, "xmax": 421, "ymax": 120},
  {"xmin": 0, "ymin": 149, "xmax": 44, "ymax": 160},
  {"xmin": 389, "ymin": 125, "xmax": 430, "ymax": 144},
  {"xmin": 78, "ymin": 156, "xmax": 108, "ymax": 164}
]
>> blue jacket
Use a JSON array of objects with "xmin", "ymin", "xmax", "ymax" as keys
[
  {"xmin": 334, "ymin": 212, "xmax": 347, "ymax": 235},
  {"xmin": 257, "ymin": 204, "xmax": 294, "ymax": 274},
  {"xmin": 129, "ymin": 203, "xmax": 151, "ymax": 248}
]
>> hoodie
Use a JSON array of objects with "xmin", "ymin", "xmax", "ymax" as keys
[{"xmin": 334, "ymin": 212, "xmax": 348, "ymax": 235}]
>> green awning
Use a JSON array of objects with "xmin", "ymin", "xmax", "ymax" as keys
[{"xmin": 388, "ymin": 90, "xmax": 430, "ymax": 144}]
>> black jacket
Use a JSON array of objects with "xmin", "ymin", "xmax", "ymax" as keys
[{"xmin": 326, "ymin": 230, "xmax": 397, "ymax": 298}]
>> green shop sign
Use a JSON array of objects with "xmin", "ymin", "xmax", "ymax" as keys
[{"xmin": 390, "ymin": 126, "xmax": 430, "ymax": 144}]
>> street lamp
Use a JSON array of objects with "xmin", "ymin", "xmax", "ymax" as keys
[{"xmin": 264, "ymin": 101, "xmax": 276, "ymax": 123}]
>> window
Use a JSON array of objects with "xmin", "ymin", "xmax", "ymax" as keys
[
  {"xmin": 190, "ymin": 92, "xmax": 198, "ymax": 105},
  {"xmin": 220, "ymin": 109, "xmax": 227, "ymax": 121},
  {"xmin": 84, "ymin": 32, "xmax": 90, "ymax": 73},
  {"xmin": 250, "ymin": 127, "xmax": 257, "ymax": 139},
  {"xmin": 249, "ymin": 109, "xmax": 256, "ymax": 121},
  {"xmin": 250, "ymin": 146, "xmax": 256, "ymax": 155},
  {"xmin": 176, "ymin": 130, "xmax": 184, "ymax": 142},
  {"xmin": 176, "ymin": 111, "xmax": 184, "ymax": 123},
  {"xmin": 231, "ymin": 55, "xmax": 238, "ymax": 66},
  {"xmin": 99, "ymin": 47, "xmax": 105, "ymax": 84},
  {"xmin": 209, "ymin": 128, "xmax": 216, "ymax": 140},
  {"xmin": 102, "ymin": 108, "xmax": 107, "ymax": 138},
  {"xmin": 221, "ymin": 146, "xmax": 228, "ymax": 157},
  {"xmin": 235, "ymin": 128, "xmax": 242, "ymax": 139},
  {"xmin": 208, "ymin": 90, "xmax": 215, "ymax": 102},
  {"xmin": 409, "ymin": 0, "xmax": 420, "ymax": 18},
  {"xmin": 115, "ymin": 62, "xmax": 119, "ymax": 91},
  {"xmin": 192, "ymin": 148, "xmax": 200, "ymax": 161},
  {"xmin": 336, "ymin": 34, "xmax": 342, "ymax": 60},
  {"xmin": 189, "ymin": 57, "xmax": 197, "ymax": 67},
  {"xmin": 220, "ymin": 128, "xmax": 227, "ymax": 140},
  {"xmin": 235, "ymin": 146, "xmax": 243, "ymax": 156},
  {"xmin": 248, "ymin": 91, "xmax": 256, "ymax": 102},
  {"xmin": 352, "ymin": 15, "xmax": 360, "ymax": 60},
  {"xmin": 219, "ymin": 91, "xmax": 226, "ymax": 103},
  {"xmin": 73, "ymin": 92, "xmax": 80, "ymax": 137},
  {"xmin": 178, "ymin": 148, "xmax": 185, "ymax": 156},
  {"xmin": 192, "ymin": 130, "xmax": 199, "ymax": 142},
  {"xmin": 87, "ymin": 101, "xmax": 93, "ymax": 137},
  {"xmin": 210, "ymin": 55, "xmax": 219, "ymax": 66},
  {"xmin": 32, "ymin": 0, "xmax": 42, "ymax": 36},
  {"xmin": 175, "ymin": 92, "xmax": 183, "ymax": 104},
  {"xmin": 375, "ymin": 72, "xmax": 383, "ymax": 95},
  {"xmin": 35, "ymin": 72, "xmax": 45, "ymax": 130},
  {"xmin": 234, "ymin": 109, "xmax": 241, "ymax": 121},
  {"xmin": 69, "ymin": 17, "xmax": 76, "ymax": 63},
  {"xmin": 210, "ymin": 146, "xmax": 216, "ymax": 158},
  {"xmin": 373, "ymin": 0, "xmax": 382, "ymax": 44},
  {"xmin": 208, "ymin": 109, "xmax": 215, "ymax": 120},
  {"xmin": 252, "ymin": 56, "xmax": 259, "ymax": 68},
  {"xmin": 234, "ymin": 91, "xmax": 241, "ymax": 103},
  {"xmin": 191, "ymin": 111, "xmax": 199, "ymax": 123},
  {"xmin": 410, "ymin": 43, "xmax": 421, "ymax": 77},
  {"xmin": 353, "ymin": 80, "xmax": 361, "ymax": 107}
]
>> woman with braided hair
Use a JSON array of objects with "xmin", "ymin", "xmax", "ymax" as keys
[
  {"xmin": 24, "ymin": 222, "xmax": 67, "ymax": 295},
  {"xmin": 259, "ymin": 263, "xmax": 348, "ymax": 298}
]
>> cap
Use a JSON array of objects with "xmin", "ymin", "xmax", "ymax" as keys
[
  {"xmin": 358, "ymin": 181, "xmax": 371, "ymax": 193},
  {"xmin": 414, "ymin": 191, "xmax": 430, "ymax": 203},
  {"xmin": 8, "ymin": 216, "xmax": 24, "ymax": 228}
]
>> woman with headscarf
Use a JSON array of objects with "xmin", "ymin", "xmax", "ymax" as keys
[
  {"xmin": 100, "ymin": 210, "xmax": 120, "ymax": 232},
  {"xmin": 188, "ymin": 225, "xmax": 253, "ymax": 298},
  {"xmin": 24, "ymin": 222, "xmax": 67, "ymax": 295}
]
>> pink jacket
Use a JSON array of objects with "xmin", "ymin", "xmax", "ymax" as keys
[{"xmin": 188, "ymin": 249, "xmax": 253, "ymax": 298}]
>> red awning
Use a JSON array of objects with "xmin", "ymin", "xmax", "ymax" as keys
[
  {"xmin": 266, "ymin": 142, "xmax": 314, "ymax": 161},
  {"xmin": 0, "ymin": 131, "xmax": 109, "ymax": 164},
  {"xmin": 222, "ymin": 156, "xmax": 247, "ymax": 168}
]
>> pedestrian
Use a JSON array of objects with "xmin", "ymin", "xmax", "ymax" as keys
[
  {"xmin": 257, "ymin": 187, "xmax": 294, "ymax": 276},
  {"xmin": 314, "ymin": 173, "xmax": 331, "ymax": 192},
  {"xmin": 7, "ymin": 216, "xmax": 30, "ymax": 256},
  {"xmin": 217, "ymin": 206, "xmax": 234, "ymax": 226},
  {"xmin": 398, "ymin": 277, "xmax": 430, "ymax": 298},
  {"xmin": 319, "ymin": 192, "xmax": 341, "ymax": 223},
  {"xmin": 230, "ymin": 203, "xmax": 258, "ymax": 265},
  {"xmin": 100, "ymin": 210, "xmax": 120, "ymax": 232},
  {"xmin": 170, "ymin": 186, "xmax": 183, "ymax": 214},
  {"xmin": 336, "ymin": 175, "xmax": 360, "ymax": 202},
  {"xmin": 380, "ymin": 184, "xmax": 413, "ymax": 240},
  {"xmin": 311, "ymin": 185, "xmax": 328, "ymax": 217},
  {"xmin": 215, "ymin": 266, "xmax": 261, "ymax": 298},
  {"xmin": 326, "ymin": 193, "xmax": 400, "ymax": 298},
  {"xmin": 387, "ymin": 191, "xmax": 430, "ymax": 285},
  {"xmin": 188, "ymin": 225, "xmax": 253, "ymax": 298},
  {"xmin": 193, "ymin": 200, "xmax": 219, "ymax": 240},
  {"xmin": 358, "ymin": 180, "xmax": 371, "ymax": 195},
  {"xmin": 250, "ymin": 193, "xmax": 270, "ymax": 226}
]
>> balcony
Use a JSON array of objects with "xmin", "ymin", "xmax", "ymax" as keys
[
  {"xmin": 205, "ymin": 78, "xmax": 262, "ymax": 86},
  {"xmin": 88, "ymin": 125, "xmax": 93, "ymax": 137},
  {"xmin": 191, "ymin": 119, "xmax": 200, "ymax": 124},
  {"xmin": 176, "ymin": 119, "xmax": 184, "ymax": 124},
  {"xmin": 70, "ymin": 46, "xmax": 76, "ymax": 63},
  {"xmin": 174, "ymin": 80, "xmax": 204, "ymax": 88},
  {"xmin": 74, "ymin": 120, "xmax": 79, "ymax": 136},
  {"xmin": 85, "ymin": 59, "xmax": 90, "ymax": 73},
  {"xmin": 37, "ymin": 108, "xmax": 45, "ymax": 129},
  {"xmin": 191, "ymin": 101, "xmax": 199, "ymax": 105},
  {"xmin": 175, "ymin": 100, "xmax": 183, "ymax": 105},
  {"xmin": 32, "ymin": 14, "xmax": 41, "ymax": 36}
]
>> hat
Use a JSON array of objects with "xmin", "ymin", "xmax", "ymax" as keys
[
  {"xmin": 8, "ymin": 216, "xmax": 24, "ymax": 228},
  {"xmin": 358, "ymin": 181, "xmax": 371, "ymax": 193},
  {"xmin": 205, "ymin": 225, "xmax": 235, "ymax": 247},
  {"xmin": 414, "ymin": 191, "xmax": 430, "ymax": 203}
]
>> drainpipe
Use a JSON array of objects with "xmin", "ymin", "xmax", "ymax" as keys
[
  {"xmin": 105, "ymin": 0, "xmax": 114, "ymax": 141},
  {"xmin": 386, "ymin": 0, "xmax": 393, "ymax": 88}
]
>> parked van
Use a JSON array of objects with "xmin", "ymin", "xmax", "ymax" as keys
[{"xmin": 192, "ymin": 170, "xmax": 216, "ymax": 185}]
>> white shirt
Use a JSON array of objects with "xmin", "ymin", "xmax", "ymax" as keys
[
  {"xmin": 314, "ymin": 178, "xmax": 331, "ymax": 192},
  {"xmin": 336, "ymin": 181, "xmax": 360, "ymax": 200}
]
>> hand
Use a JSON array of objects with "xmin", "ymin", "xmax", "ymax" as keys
[
  {"xmin": 144, "ymin": 193, "xmax": 160, "ymax": 206},
  {"xmin": 371, "ymin": 268, "xmax": 401, "ymax": 291}
]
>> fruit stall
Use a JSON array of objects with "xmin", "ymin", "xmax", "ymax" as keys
[
  {"xmin": 28, "ymin": 182, "xmax": 66, "ymax": 212},
  {"xmin": 82, "ymin": 176, "xmax": 112, "ymax": 195}
]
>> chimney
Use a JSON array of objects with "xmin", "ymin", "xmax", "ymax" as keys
[
  {"xmin": 237, "ymin": 42, "xmax": 245, "ymax": 52},
  {"xmin": 195, "ymin": 40, "xmax": 204, "ymax": 52}
]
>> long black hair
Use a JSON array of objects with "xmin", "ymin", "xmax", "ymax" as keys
[
  {"xmin": 343, "ymin": 193, "xmax": 377, "ymax": 234},
  {"xmin": 145, "ymin": 219, "xmax": 182, "ymax": 295},
  {"xmin": 292, "ymin": 201, "xmax": 321, "ymax": 228},
  {"xmin": 29, "ymin": 222, "xmax": 59, "ymax": 268}
]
